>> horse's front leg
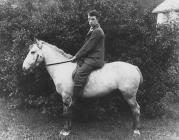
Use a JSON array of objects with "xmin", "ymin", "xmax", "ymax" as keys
[{"xmin": 60, "ymin": 95, "xmax": 73, "ymax": 136}]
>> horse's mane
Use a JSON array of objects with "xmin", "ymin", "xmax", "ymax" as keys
[{"xmin": 41, "ymin": 40, "xmax": 73, "ymax": 59}]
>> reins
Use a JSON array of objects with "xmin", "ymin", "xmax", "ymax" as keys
[{"xmin": 46, "ymin": 60, "xmax": 73, "ymax": 66}]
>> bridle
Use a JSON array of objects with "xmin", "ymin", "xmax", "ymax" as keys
[{"xmin": 34, "ymin": 54, "xmax": 40, "ymax": 66}]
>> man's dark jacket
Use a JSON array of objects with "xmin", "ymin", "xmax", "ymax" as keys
[{"xmin": 75, "ymin": 25, "xmax": 105, "ymax": 67}]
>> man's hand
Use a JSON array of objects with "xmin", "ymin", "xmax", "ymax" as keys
[{"xmin": 70, "ymin": 56, "xmax": 77, "ymax": 63}]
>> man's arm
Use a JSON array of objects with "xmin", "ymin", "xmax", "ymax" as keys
[{"xmin": 75, "ymin": 30, "xmax": 102, "ymax": 59}]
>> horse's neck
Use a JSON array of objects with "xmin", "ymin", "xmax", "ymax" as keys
[
  {"xmin": 42, "ymin": 44, "xmax": 73, "ymax": 83},
  {"xmin": 42, "ymin": 44, "xmax": 69, "ymax": 65}
]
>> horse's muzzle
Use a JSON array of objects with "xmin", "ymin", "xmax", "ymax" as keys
[
  {"xmin": 22, "ymin": 67, "xmax": 28, "ymax": 75},
  {"xmin": 22, "ymin": 66, "xmax": 32, "ymax": 75}
]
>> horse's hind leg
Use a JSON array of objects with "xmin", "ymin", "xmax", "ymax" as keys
[{"xmin": 122, "ymin": 89, "xmax": 140, "ymax": 135}]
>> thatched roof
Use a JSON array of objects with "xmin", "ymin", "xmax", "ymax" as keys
[{"xmin": 152, "ymin": 0, "xmax": 179, "ymax": 13}]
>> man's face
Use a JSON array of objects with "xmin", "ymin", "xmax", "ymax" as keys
[{"xmin": 88, "ymin": 15, "xmax": 99, "ymax": 28}]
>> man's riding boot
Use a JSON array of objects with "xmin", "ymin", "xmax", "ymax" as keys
[{"xmin": 72, "ymin": 85, "xmax": 83, "ymax": 104}]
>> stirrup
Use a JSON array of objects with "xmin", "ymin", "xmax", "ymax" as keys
[
  {"xmin": 64, "ymin": 96, "xmax": 72, "ymax": 107},
  {"xmin": 68, "ymin": 96, "xmax": 72, "ymax": 107}
]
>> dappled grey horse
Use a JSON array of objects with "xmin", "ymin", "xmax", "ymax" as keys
[{"xmin": 22, "ymin": 39, "xmax": 143, "ymax": 136}]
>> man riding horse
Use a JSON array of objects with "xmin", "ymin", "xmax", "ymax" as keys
[
  {"xmin": 22, "ymin": 9, "xmax": 142, "ymax": 137},
  {"xmin": 70, "ymin": 10, "xmax": 105, "ymax": 104}
]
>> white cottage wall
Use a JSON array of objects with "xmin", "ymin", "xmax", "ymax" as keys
[
  {"xmin": 157, "ymin": 13, "xmax": 168, "ymax": 24},
  {"xmin": 169, "ymin": 11, "xmax": 179, "ymax": 25}
]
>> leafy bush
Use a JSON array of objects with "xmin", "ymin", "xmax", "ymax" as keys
[{"xmin": 0, "ymin": 0, "xmax": 177, "ymax": 118}]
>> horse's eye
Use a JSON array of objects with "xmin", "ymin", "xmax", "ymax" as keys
[{"xmin": 31, "ymin": 51, "xmax": 35, "ymax": 54}]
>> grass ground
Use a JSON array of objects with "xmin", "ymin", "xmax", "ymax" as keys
[{"xmin": 0, "ymin": 98, "xmax": 178, "ymax": 140}]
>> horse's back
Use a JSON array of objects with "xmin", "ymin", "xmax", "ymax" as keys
[{"xmin": 89, "ymin": 61, "xmax": 139, "ymax": 81}]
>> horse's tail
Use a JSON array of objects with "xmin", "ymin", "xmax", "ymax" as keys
[{"xmin": 136, "ymin": 66, "xmax": 143, "ymax": 85}]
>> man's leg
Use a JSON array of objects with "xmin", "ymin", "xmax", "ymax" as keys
[{"xmin": 73, "ymin": 63, "xmax": 94, "ymax": 101}]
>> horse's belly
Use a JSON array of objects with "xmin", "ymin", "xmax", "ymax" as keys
[{"xmin": 83, "ymin": 86, "xmax": 114, "ymax": 97}]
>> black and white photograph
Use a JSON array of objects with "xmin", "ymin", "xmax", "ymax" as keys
[{"xmin": 0, "ymin": 0, "xmax": 178, "ymax": 139}]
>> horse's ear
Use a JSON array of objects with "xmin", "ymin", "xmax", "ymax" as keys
[
  {"xmin": 35, "ymin": 38, "xmax": 39, "ymax": 44},
  {"xmin": 35, "ymin": 39, "xmax": 42, "ymax": 49},
  {"xmin": 35, "ymin": 38, "xmax": 39, "ymax": 45}
]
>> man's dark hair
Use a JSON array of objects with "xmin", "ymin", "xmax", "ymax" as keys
[{"xmin": 88, "ymin": 10, "xmax": 100, "ymax": 20}]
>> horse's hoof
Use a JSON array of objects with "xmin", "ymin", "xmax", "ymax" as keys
[
  {"xmin": 59, "ymin": 129, "xmax": 70, "ymax": 136},
  {"xmin": 133, "ymin": 129, "xmax": 140, "ymax": 137}
]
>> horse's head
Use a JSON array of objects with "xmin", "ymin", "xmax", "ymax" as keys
[{"xmin": 22, "ymin": 39, "xmax": 44, "ymax": 74}]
